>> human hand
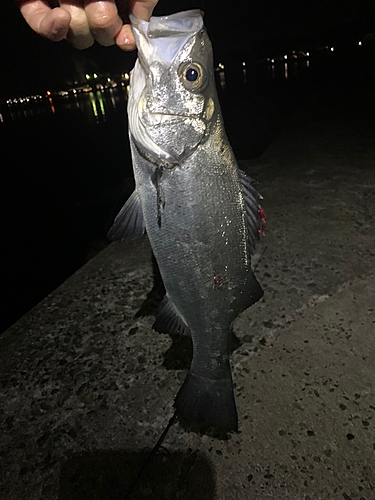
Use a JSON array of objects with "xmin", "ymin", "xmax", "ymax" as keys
[{"xmin": 17, "ymin": 0, "xmax": 158, "ymax": 50}]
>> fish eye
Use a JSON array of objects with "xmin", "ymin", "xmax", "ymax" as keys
[
  {"xmin": 186, "ymin": 67, "xmax": 199, "ymax": 82},
  {"xmin": 179, "ymin": 62, "xmax": 206, "ymax": 92}
]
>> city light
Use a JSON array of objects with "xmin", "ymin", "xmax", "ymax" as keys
[
  {"xmin": 47, "ymin": 92, "xmax": 55, "ymax": 114},
  {"xmin": 1, "ymin": 36, "xmax": 357, "ymax": 125},
  {"xmin": 242, "ymin": 62, "xmax": 247, "ymax": 84},
  {"xmin": 0, "ymin": 71, "xmax": 136, "ymax": 124}
]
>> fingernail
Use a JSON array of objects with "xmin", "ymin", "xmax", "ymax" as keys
[
  {"xmin": 119, "ymin": 38, "xmax": 136, "ymax": 51},
  {"xmin": 50, "ymin": 18, "xmax": 68, "ymax": 40}
]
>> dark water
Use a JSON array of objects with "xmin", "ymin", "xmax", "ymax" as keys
[
  {"xmin": 1, "ymin": 86, "xmax": 134, "ymax": 332},
  {"xmin": 0, "ymin": 48, "xmax": 370, "ymax": 333}
]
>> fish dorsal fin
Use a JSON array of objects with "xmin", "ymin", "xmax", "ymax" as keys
[
  {"xmin": 239, "ymin": 169, "xmax": 266, "ymax": 252},
  {"xmin": 107, "ymin": 190, "xmax": 145, "ymax": 241},
  {"xmin": 153, "ymin": 295, "xmax": 191, "ymax": 337}
]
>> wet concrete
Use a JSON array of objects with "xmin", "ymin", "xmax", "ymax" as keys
[{"xmin": 1, "ymin": 72, "xmax": 375, "ymax": 498}]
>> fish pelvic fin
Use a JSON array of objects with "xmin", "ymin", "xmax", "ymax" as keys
[
  {"xmin": 153, "ymin": 295, "xmax": 191, "ymax": 337},
  {"xmin": 174, "ymin": 371, "xmax": 238, "ymax": 438},
  {"xmin": 107, "ymin": 190, "xmax": 145, "ymax": 241},
  {"xmin": 239, "ymin": 169, "xmax": 266, "ymax": 252}
]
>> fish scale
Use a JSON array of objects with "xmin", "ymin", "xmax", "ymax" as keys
[{"xmin": 109, "ymin": 10, "xmax": 264, "ymax": 435}]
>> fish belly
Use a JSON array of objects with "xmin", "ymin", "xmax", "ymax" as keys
[{"xmin": 131, "ymin": 133, "xmax": 262, "ymax": 434}]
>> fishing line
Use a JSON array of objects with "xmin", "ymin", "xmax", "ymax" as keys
[
  {"xmin": 252, "ymin": 245, "xmax": 267, "ymax": 273},
  {"xmin": 123, "ymin": 410, "xmax": 178, "ymax": 499}
]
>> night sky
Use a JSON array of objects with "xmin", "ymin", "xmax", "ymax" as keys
[{"xmin": 0, "ymin": 0, "xmax": 374, "ymax": 98}]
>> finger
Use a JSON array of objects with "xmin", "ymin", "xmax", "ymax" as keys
[
  {"xmin": 130, "ymin": 0, "xmax": 158, "ymax": 22},
  {"xmin": 115, "ymin": 24, "xmax": 136, "ymax": 51},
  {"xmin": 19, "ymin": 1, "xmax": 71, "ymax": 41},
  {"xmin": 59, "ymin": 0, "xmax": 94, "ymax": 49},
  {"xmin": 115, "ymin": 0, "xmax": 158, "ymax": 51},
  {"xmin": 84, "ymin": 0, "xmax": 123, "ymax": 47}
]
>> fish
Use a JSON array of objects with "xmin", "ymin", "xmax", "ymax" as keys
[{"xmin": 108, "ymin": 9, "xmax": 265, "ymax": 435}]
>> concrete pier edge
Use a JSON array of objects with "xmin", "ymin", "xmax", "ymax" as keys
[{"xmin": 1, "ymin": 105, "xmax": 375, "ymax": 499}]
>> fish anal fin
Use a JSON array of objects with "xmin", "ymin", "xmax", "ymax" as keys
[
  {"xmin": 107, "ymin": 190, "xmax": 145, "ymax": 241},
  {"xmin": 174, "ymin": 371, "xmax": 238, "ymax": 437},
  {"xmin": 153, "ymin": 295, "xmax": 190, "ymax": 337},
  {"xmin": 239, "ymin": 169, "xmax": 266, "ymax": 252}
]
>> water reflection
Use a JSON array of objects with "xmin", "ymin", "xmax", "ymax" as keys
[
  {"xmin": 109, "ymin": 88, "xmax": 117, "ymax": 110},
  {"xmin": 284, "ymin": 62, "xmax": 288, "ymax": 79},
  {"xmin": 0, "ymin": 52, "xmax": 314, "ymax": 123},
  {"xmin": 219, "ymin": 70, "xmax": 226, "ymax": 89},
  {"xmin": 215, "ymin": 62, "xmax": 226, "ymax": 89},
  {"xmin": 242, "ymin": 61, "xmax": 247, "ymax": 84},
  {"xmin": 213, "ymin": 52, "xmax": 312, "ymax": 92},
  {"xmin": 269, "ymin": 62, "xmax": 276, "ymax": 80},
  {"xmin": 73, "ymin": 92, "xmax": 81, "ymax": 109},
  {"xmin": 0, "ymin": 85, "xmax": 129, "ymax": 125},
  {"xmin": 47, "ymin": 92, "xmax": 56, "ymax": 114},
  {"xmin": 265, "ymin": 54, "xmax": 311, "ymax": 83},
  {"xmin": 89, "ymin": 91, "xmax": 106, "ymax": 122}
]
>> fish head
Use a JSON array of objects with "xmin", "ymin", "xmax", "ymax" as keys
[{"xmin": 129, "ymin": 11, "xmax": 217, "ymax": 164}]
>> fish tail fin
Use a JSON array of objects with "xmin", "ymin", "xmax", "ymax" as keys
[{"xmin": 174, "ymin": 371, "xmax": 238, "ymax": 437}]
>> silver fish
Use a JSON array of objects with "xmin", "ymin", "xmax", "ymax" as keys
[{"xmin": 109, "ymin": 10, "xmax": 265, "ymax": 434}]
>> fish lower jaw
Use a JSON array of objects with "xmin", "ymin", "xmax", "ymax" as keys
[
  {"xmin": 143, "ymin": 112, "xmax": 200, "ymax": 126},
  {"xmin": 132, "ymin": 135, "xmax": 179, "ymax": 167}
]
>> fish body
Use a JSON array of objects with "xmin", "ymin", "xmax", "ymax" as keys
[{"xmin": 109, "ymin": 10, "xmax": 264, "ymax": 434}]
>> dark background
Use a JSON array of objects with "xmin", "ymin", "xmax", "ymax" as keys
[
  {"xmin": 1, "ymin": 0, "xmax": 374, "ymax": 98},
  {"xmin": 0, "ymin": 0, "xmax": 374, "ymax": 333}
]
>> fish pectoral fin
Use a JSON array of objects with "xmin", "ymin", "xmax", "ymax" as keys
[
  {"xmin": 153, "ymin": 295, "xmax": 190, "ymax": 337},
  {"xmin": 107, "ymin": 190, "xmax": 146, "ymax": 241},
  {"xmin": 239, "ymin": 169, "xmax": 266, "ymax": 252}
]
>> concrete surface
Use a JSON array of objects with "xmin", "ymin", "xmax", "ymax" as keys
[{"xmin": 1, "ymin": 80, "xmax": 375, "ymax": 498}]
